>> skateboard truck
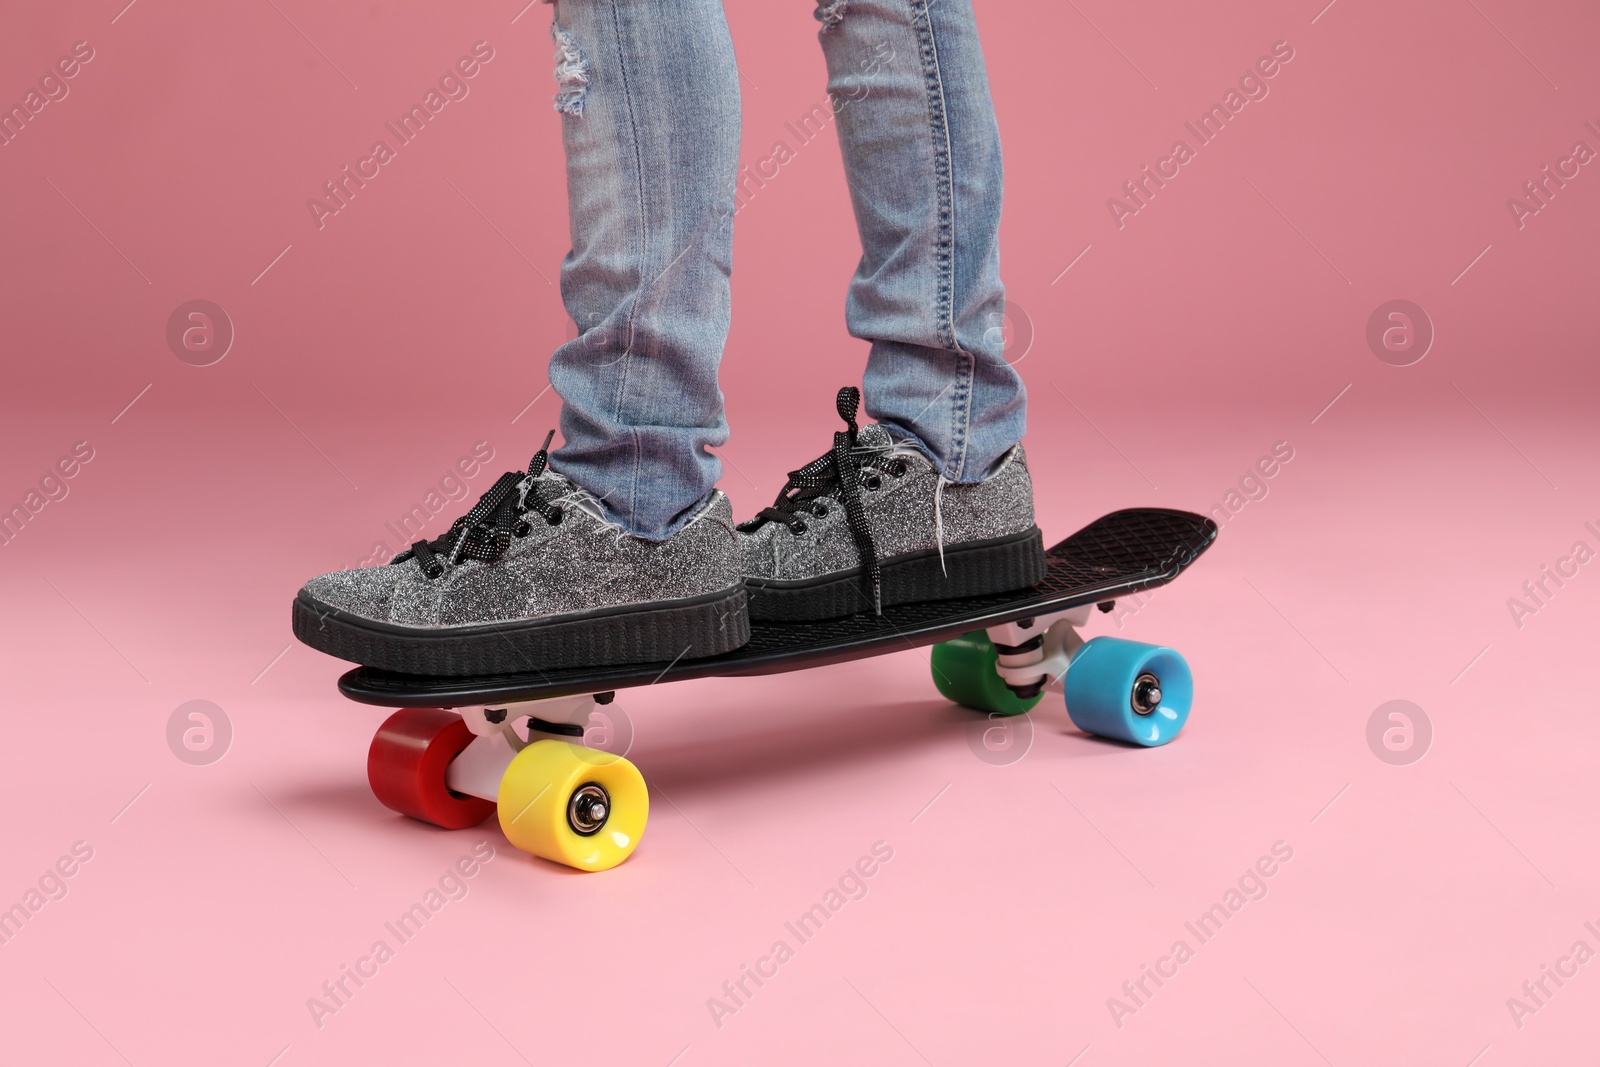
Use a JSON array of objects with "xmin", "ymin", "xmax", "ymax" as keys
[
  {"xmin": 443, "ymin": 693, "xmax": 601, "ymax": 804},
  {"xmin": 985, "ymin": 605, "xmax": 1092, "ymax": 698}
]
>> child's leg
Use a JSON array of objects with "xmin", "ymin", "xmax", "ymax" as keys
[
  {"xmin": 812, "ymin": 0, "xmax": 1025, "ymax": 482},
  {"xmin": 735, "ymin": 4, "xmax": 1039, "ymax": 622},
  {"xmin": 291, "ymin": 0, "xmax": 750, "ymax": 675},
  {"xmin": 544, "ymin": 0, "xmax": 742, "ymax": 539}
]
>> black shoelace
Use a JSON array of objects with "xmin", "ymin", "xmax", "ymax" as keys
[
  {"xmin": 737, "ymin": 386, "xmax": 906, "ymax": 613},
  {"xmin": 392, "ymin": 430, "xmax": 565, "ymax": 580}
]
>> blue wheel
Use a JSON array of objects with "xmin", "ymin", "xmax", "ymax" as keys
[{"xmin": 1062, "ymin": 637, "xmax": 1192, "ymax": 746}]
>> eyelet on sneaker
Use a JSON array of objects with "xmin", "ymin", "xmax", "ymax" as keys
[
  {"xmin": 513, "ymin": 520, "xmax": 532, "ymax": 538},
  {"xmin": 863, "ymin": 474, "xmax": 882, "ymax": 490},
  {"xmin": 547, "ymin": 508, "xmax": 564, "ymax": 526},
  {"xmin": 792, "ymin": 521, "xmax": 808, "ymax": 535},
  {"xmin": 813, "ymin": 504, "xmax": 828, "ymax": 518},
  {"xmin": 889, "ymin": 459, "xmax": 907, "ymax": 477}
]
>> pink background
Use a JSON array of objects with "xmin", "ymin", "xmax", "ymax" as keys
[{"xmin": 2, "ymin": 0, "xmax": 1598, "ymax": 1063}]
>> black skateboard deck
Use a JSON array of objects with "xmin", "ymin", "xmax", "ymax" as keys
[{"xmin": 338, "ymin": 508, "xmax": 1217, "ymax": 708}]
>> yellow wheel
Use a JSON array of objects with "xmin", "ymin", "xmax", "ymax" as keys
[{"xmin": 496, "ymin": 740, "xmax": 648, "ymax": 872}]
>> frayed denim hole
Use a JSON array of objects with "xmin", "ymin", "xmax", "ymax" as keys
[{"xmin": 551, "ymin": 24, "xmax": 590, "ymax": 115}]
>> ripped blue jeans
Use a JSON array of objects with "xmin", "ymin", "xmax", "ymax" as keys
[{"xmin": 544, "ymin": 0, "xmax": 1026, "ymax": 538}]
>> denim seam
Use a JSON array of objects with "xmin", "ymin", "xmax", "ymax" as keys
[
  {"xmin": 604, "ymin": 0, "xmax": 648, "ymax": 523},
  {"xmin": 910, "ymin": 1, "xmax": 954, "ymax": 349},
  {"xmin": 911, "ymin": 0, "xmax": 973, "ymax": 479}
]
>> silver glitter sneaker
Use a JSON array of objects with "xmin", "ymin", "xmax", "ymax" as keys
[
  {"xmin": 293, "ymin": 434, "xmax": 749, "ymax": 676},
  {"xmin": 738, "ymin": 388, "xmax": 1047, "ymax": 621}
]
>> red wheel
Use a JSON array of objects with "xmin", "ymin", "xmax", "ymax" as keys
[{"xmin": 367, "ymin": 708, "xmax": 496, "ymax": 830}]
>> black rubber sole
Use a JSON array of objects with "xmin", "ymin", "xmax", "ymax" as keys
[
  {"xmin": 745, "ymin": 527, "xmax": 1048, "ymax": 622},
  {"xmin": 292, "ymin": 585, "xmax": 750, "ymax": 677}
]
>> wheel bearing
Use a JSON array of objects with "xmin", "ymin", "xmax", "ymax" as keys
[
  {"xmin": 567, "ymin": 783, "xmax": 611, "ymax": 836},
  {"xmin": 1131, "ymin": 672, "xmax": 1163, "ymax": 715}
]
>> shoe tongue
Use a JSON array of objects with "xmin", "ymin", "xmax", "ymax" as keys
[{"xmin": 854, "ymin": 423, "xmax": 891, "ymax": 450}]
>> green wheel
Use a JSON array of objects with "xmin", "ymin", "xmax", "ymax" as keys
[{"xmin": 930, "ymin": 631, "xmax": 1044, "ymax": 717}]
